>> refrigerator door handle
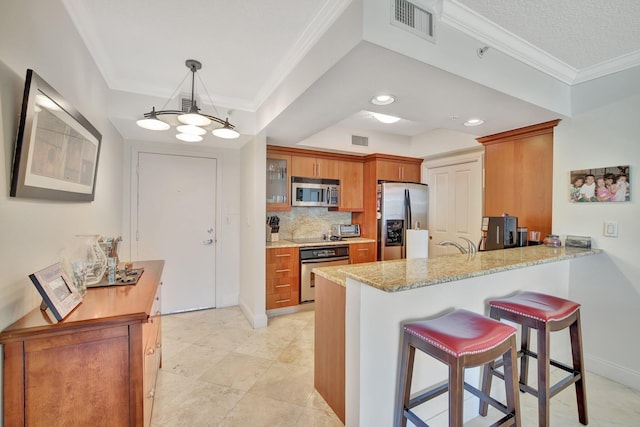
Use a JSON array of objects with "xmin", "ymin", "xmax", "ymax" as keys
[{"xmin": 405, "ymin": 189, "xmax": 412, "ymax": 230}]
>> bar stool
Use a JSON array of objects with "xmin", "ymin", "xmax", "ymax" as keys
[
  {"xmin": 480, "ymin": 292, "xmax": 588, "ymax": 426},
  {"xmin": 395, "ymin": 309, "xmax": 521, "ymax": 427}
]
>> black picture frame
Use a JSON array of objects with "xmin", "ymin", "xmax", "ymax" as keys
[
  {"xmin": 29, "ymin": 262, "xmax": 83, "ymax": 322},
  {"xmin": 10, "ymin": 69, "xmax": 102, "ymax": 201}
]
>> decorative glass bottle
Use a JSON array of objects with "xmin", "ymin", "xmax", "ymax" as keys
[{"xmin": 76, "ymin": 235, "xmax": 107, "ymax": 286}]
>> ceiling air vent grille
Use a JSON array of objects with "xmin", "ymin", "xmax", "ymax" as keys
[
  {"xmin": 352, "ymin": 135, "xmax": 369, "ymax": 147},
  {"xmin": 180, "ymin": 97, "xmax": 192, "ymax": 113},
  {"xmin": 391, "ymin": 0, "xmax": 435, "ymax": 42}
]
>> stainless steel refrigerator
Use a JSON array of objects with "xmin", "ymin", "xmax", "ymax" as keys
[{"xmin": 377, "ymin": 181, "xmax": 429, "ymax": 260}]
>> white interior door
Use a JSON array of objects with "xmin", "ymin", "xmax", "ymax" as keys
[
  {"xmin": 136, "ymin": 152, "xmax": 217, "ymax": 314},
  {"xmin": 427, "ymin": 154, "xmax": 483, "ymax": 256}
]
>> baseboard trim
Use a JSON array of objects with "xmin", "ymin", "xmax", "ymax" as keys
[
  {"xmin": 238, "ymin": 299, "xmax": 268, "ymax": 329},
  {"xmin": 586, "ymin": 354, "xmax": 640, "ymax": 391}
]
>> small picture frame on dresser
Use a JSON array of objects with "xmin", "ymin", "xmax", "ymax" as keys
[{"xmin": 29, "ymin": 262, "xmax": 83, "ymax": 321}]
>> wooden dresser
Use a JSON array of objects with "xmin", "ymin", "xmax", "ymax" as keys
[{"xmin": 0, "ymin": 260, "xmax": 164, "ymax": 427}]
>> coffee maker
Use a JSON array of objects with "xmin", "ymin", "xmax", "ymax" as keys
[{"xmin": 479, "ymin": 215, "xmax": 518, "ymax": 251}]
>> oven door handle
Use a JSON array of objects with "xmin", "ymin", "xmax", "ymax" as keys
[{"xmin": 301, "ymin": 256, "xmax": 349, "ymax": 264}]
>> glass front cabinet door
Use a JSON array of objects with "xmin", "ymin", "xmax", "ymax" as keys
[{"xmin": 266, "ymin": 153, "xmax": 291, "ymax": 211}]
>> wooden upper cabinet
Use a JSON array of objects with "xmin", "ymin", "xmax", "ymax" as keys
[
  {"xmin": 376, "ymin": 159, "xmax": 421, "ymax": 182},
  {"xmin": 332, "ymin": 160, "xmax": 363, "ymax": 212},
  {"xmin": 478, "ymin": 120, "xmax": 560, "ymax": 238},
  {"xmin": 291, "ymin": 155, "xmax": 339, "ymax": 179}
]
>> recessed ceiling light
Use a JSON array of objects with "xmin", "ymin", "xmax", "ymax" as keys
[
  {"xmin": 371, "ymin": 95, "xmax": 395, "ymax": 106},
  {"xmin": 372, "ymin": 112, "xmax": 401, "ymax": 124},
  {"xmin": 464, "ymin": 118, "xmax": 484, "ymax": 127}
]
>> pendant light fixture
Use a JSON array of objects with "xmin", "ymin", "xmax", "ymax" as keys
[{"xmin": 136, "ymin": 59, "xmax": 239, "ymax": 140}]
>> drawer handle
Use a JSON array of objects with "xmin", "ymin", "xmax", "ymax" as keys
[
  {"xmin": 275, "ymin": 269, "xmax": 290, "ymax": 273},
  {"xmin": 275, "ymin": 284, "xmax": 290, "ymax": 288},
  {"xmin": 358, "ymin": 248, "xmax": 369, "ymax": 251},
  {"xmin": 276, "ymin": 299, "xmax": 291, "ymax": 303},
  {"xmin": 275, "ymin": 254, "xmax": 291, "ymax": 257},
  {"xmin": 146, "ymin": 347, "xmax": 155, "ymax": 356}
]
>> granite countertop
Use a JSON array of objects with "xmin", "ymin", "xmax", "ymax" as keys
[
  {"xmin": 313, "ymin": 246, "xmax": 602, "ymax": 291},
  {"xmin": 266, "ymin": 237, "xmax": 376, "ymax": 249}
]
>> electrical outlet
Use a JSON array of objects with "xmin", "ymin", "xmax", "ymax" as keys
[{"xmin": 603, "ymin": 221, "xmax": 618, "ymax": 237}]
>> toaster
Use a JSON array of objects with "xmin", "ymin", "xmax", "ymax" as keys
[{"xmin": 331, "ymin": 224, "xmax": 360, "ymax": 238}]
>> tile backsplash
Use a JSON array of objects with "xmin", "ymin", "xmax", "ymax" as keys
[{"xmin": 266, "ymin": 207, "xmax": 352, "ymax": 240}]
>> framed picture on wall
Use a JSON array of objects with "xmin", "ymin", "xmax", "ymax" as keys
[
  {"xmin": 10, "ymin": 69, "xmax": 102, "ymax": 201},
  {"xmin": 569, "ymin": 165, "xmax": 630, "ymax": 203},
  {"xmin": 29, "ymin": 263, "xmax": 83, "ymax": 322}
]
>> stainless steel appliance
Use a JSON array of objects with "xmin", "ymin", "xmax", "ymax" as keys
[
  {"xmin": 299, "ymin": 244, "xmax": 349, "ymax": 302},
  {"xmin": 331, "ymin": 223, "xmax": 360, "ymax": 238},
  {"xmin": 377, "ymin": 182, "xmax": 429, "ymax": 261},
  {"xmin": 291, "ymin": 177, "xmax": 339, "ymax": 207},
  {"xmin": 479, "ymin": 215, "xmax": 518, "ymax": 251}
]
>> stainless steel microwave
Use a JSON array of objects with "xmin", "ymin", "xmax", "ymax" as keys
[{"xmin": 291, "ymin": 177, "xmax": 339, "ymax": 207}]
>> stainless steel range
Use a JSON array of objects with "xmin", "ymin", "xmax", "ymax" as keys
[{"xmin": 298, "ymin": 244, "xmax": 349, "ymax": 303}]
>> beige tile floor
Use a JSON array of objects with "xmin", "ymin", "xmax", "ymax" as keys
[{"xmin": 152, "ymin": 306, "xmax": 640, "ymax": 426}]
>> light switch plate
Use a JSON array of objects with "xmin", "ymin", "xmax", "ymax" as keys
[{"xmin": 603, "ymin": 221, "xmax": 618, "ymax": 237}]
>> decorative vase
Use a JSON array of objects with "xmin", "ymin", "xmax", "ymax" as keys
[{"xmin": 76, "ymin": 235, "xmax": 107, "ymax": 286}]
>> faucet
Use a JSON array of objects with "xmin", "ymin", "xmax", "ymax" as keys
[
  {"xmin": 437, "ymin": 237, "xmax": 477, "ymax": 255},
  {"xmin": 458, "ymin": 237, "xmax": 477, "ymax": 255},
  {"xmin": 438, "ymin": 240, "xmax": 468, "ymax": 254}
]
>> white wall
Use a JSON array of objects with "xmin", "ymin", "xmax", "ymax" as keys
[
  {"xmin": 297, "ymin": 124, "xmax": 414, "ymax": 156},
  {"xmin": 0, "ymin": 2, "xmax": 124, "ymax": 328},
  {"xmin": 554, "ymin": 84, "xmax": 640, "ymax": 389},
  {"xmin": 239, "ymin": 136, "xmax": 268, "ymax": 328},
  {"xmin": 410, "ymin": 128, "xmax": 480, "ymax": 158},
  {"xmin": 0, "ymin": 0, "xmax": 125, "ymax": 414}
]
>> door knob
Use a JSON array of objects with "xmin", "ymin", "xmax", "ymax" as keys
[{"xmin": 203, "ymin": 239, "xmax": 214, "ymax": 245}]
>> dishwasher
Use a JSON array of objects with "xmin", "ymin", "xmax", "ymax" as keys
[{"xmin": 299, "ymin": 245, "xmax": 349, "ymax": 303}]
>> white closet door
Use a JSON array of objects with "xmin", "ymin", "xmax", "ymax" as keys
[
  {"xmin": 428, "ymin": 158, "xmax": 482, "ymax": 256},
  {"xmin": 136, "ymin": 152, "xmax": 217, "ymax": 313}
]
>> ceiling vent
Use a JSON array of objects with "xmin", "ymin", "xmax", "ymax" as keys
[
  {"xmin": 391, "ymin": 0, "xmax": 435, "ymax": 42},
  {"xmin": 352, "ymin": 135, "xmax": 369, "ymax": 147},
  {"xmin": 180, "ymin": 96, "xmax": 205, "ymax": 113}
]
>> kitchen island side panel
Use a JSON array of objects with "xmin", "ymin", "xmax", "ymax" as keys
[{"xmin": 314, "ymin": 276, "xmax": 346, "ymax": 423}]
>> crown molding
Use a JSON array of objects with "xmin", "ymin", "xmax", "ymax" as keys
[
  {"xmin": 441, "ymin": 0, "xmax": 640, "ymax": 85},
  {"xmin": 252, "ymin": 0, "xmax": 353, "ymax": 111}
]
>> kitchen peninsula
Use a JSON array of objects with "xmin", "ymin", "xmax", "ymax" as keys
[{"xmin": 313, "ymin": 246, "xmax": 602, "ymax": 425}]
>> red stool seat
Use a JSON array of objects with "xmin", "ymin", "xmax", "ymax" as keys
[
  {"xmin": 395, "ymin": 309, "xmax": 521, "ymax": 427},
  {"xmin": 480, "ymin": 292, "xmax": 588, "ymax": 427},
  {"xmin": 487, "ymin": 291, "xmax": 580, "ymax": 322},
  {"xmin": 404, "ymin": 309, "xmax": 518, "ymax": 357}
]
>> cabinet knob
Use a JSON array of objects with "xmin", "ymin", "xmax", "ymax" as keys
[
  {"xmin": 146, "ymin": 347, "xmax": 156, "ymax": 356},
  {"xmin": 147, "ymin": 388, "xmax": 155, "ymax": 399}
]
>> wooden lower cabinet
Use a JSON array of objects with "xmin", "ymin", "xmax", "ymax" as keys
[
  {"xmin": 266, "ymin": 247, "xmax": 300, "ymax": 309},
  {"xmin": 0, "ymin": 260, "xmax": 164, "ymax": 427},
  {"xmin": 349, "ymin": 242, "xmax": 376, "ymax": 264}
]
